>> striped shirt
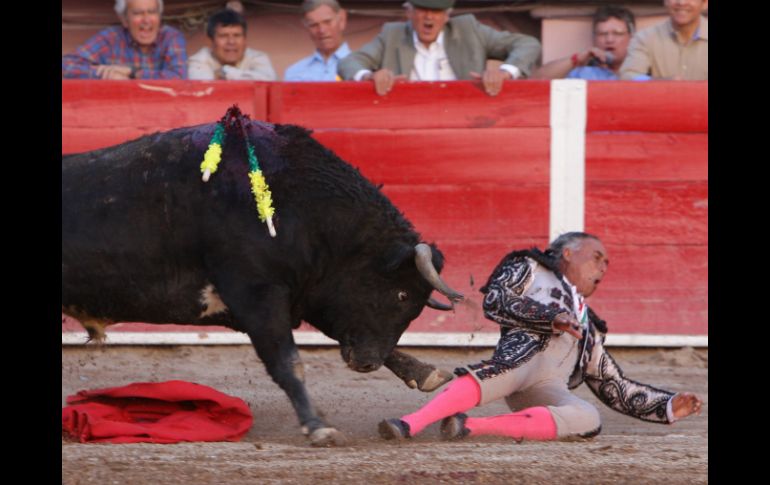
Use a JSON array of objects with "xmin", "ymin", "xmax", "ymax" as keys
[{"xmin": 62, "ymin": 25, "xmax": 187, "ymax": 79}]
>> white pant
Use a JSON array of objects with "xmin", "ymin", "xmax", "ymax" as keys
[{"xmin": 467, "ymin": 336, "xmax": 601, "ymax": 438}]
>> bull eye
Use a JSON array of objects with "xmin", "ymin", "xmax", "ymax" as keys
[{"xmin": 397, "ymin": 291, "xmax": 408, "ymax": 302}]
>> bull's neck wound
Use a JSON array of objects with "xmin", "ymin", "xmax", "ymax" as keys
[{"xmin": 199, "ymin": 105, "xmax": 277, "ymax": 237}]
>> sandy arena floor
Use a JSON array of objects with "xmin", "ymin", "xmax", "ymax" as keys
[{"xmin": 62, "ymin": 345, "xmax": 708, "ymax": 484}]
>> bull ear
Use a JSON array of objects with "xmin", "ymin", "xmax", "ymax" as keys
[{"xmin": 381, "ymin": 243, "xmax": 415, "ymax": 273}]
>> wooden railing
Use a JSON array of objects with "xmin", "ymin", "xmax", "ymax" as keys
[{"xmin": 63, "ymin": 80, "xmax": 707, "ymax": 340}]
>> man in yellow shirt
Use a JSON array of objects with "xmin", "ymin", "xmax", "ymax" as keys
[{"xmin": 620, "ymin": 0, "xmax": 707, "ymax": 80}]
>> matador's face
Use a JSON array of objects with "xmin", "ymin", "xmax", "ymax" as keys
[{"xmin": 562, "ymin": 238, "xmax": 609, "ymax": 298}]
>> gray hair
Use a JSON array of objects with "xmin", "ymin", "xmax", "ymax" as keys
[
  {"xmin": 301, "ymin": 0, "xmax": 341, "ymax": 15},
  {"xmin": 547, "ymin": 232, "xmax": 601, "ymax": 262},
  {"xmin": 115, "ymin": 0, "xmax": 164, "ymax": 18}
]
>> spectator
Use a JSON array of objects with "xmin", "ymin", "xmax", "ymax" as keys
[
  {"xmin": 532, "ymin": 5, "xmax": 635, "ymax": 80},
  {"xmin": 62, "ymin": 0, "xmax": 187, "ymax": 79},
  {"xmin": 337, "ymin": 0, "xmax": 541, "ymax": 96},
  {"xmin": 620, "ymin": 0, "xmax": 707, "ymax": 80},
  {"xmin": 188, "ymin": 9, "xmax": 276, "ymax": 80},
  {"xmin": 284, "ymin": 0, "xmax": 350, "ymax": 81}
]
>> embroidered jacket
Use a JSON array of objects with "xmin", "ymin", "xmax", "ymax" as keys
[{"xmin": 472, "ymin": 248, "xmax": 676, "ymax": 424}]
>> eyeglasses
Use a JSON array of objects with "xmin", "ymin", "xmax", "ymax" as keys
[{"xmin": 595, "ymin": 30, "xmax": 630, "ymax": 39}]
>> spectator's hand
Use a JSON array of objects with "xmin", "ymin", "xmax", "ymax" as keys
[
  {"xmin": 96, "ymin": 65, "xmax": 132, "ymax": 80},
  {"xmin": 672, "ymin": 393, "xmax": 702, "ymax": 419},
  {"xmin": 577, "ymin": 47, "xmax": 611, "ymax": 67},
  {"xmin": 470, "ymin": 69, "xmax": 512, "ymax": 97},
  {"xmin": 364, "ymin": 69, "xmax": 406, "ymax": 96},
  {"xmin": 552, "ymin": 312, "xmax": 583, "ymax": 339}
]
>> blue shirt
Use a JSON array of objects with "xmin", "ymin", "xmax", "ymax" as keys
[
  {"xmin": 284, "ymin": 43, "xmax": 351, "ymax": 81},
  {"xmin": 566, "ymin": 65, "xmax": 618, "ymax": 81}
]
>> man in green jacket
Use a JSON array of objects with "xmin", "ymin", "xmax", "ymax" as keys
[{"xmin": 337, "ymin": 0, "xmax": 540, "ymax": 96}]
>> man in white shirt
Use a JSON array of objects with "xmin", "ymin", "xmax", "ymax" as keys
[
  {"xmin": 337, "ymin": 0, "xmax": 540, "ymax": 96},
  {"xmin": 188, "ymin": 9, "xmax": 276, "ymax": 80}
]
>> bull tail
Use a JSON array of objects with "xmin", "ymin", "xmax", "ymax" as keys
[{"xmin": 81, "ymin": 319, "xmax": 111, "ymax": 345}]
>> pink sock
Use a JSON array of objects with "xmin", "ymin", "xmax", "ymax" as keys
[
  {"xmin": 465, "ymin": 406, "xmax": 557, "ymax": 441},
  {"xmin": 401, "ymin": 374, "xmax": 480, "ymax": 436}
]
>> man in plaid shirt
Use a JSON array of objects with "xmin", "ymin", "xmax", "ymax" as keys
[{"xmin": 62, "ymin": 0, "xmax": 187, "ymax": 79}]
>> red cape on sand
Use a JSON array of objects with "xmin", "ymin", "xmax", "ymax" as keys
[{"xmin": 62, "ymin": 380, "xmax": 253, "ymax": 443}]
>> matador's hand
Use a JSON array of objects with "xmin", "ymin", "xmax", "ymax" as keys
[
  {"xmin": 552, "ymin": 312, "xmax": 583, "ymax": 339},
  {"xmin": 672, "ymin": 392, "xmax": 702, "ymax": 419}
]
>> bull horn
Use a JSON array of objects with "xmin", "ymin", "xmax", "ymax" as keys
[
  {"xmin": 414, "ymin": 243, "xmax": 464, "ymax": 303},
  {"xmin": 426, "ymin": 297, "xmax": 453, "ymax": 311}
]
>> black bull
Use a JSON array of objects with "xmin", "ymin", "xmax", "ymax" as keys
[{"xmin": 62, "ymin": 113, "xmax": 462, "ymax": 445}]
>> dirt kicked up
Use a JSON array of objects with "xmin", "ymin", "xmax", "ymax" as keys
[{"xmin": 62, "ymin": 345, "xmax": 708, "ymax": 484}]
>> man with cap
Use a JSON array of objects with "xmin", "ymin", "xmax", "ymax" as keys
[{"xmin": 337, "ymin": 0, "xmax": 541, "ymax": 96}]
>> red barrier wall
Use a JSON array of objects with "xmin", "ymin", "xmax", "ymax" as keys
[
  {"xmin": 62, "ymin": 81, "xmax": 269, "ymax": 153},
  {"xmin": 583, "ymin": 82, "xmax": 707, "ymax": 334},
  {"xmin": 62, "ymin": 80, "xmax": 707, "ymax": 338}
]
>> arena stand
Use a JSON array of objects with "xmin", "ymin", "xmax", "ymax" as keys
[{"xmin": 62, "ymin": 80, "xmax": 707, "ymax": 347}]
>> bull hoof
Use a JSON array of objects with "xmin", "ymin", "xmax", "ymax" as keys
[
  {"xmin": 418, "ymin": 368, "xmax": 454, "ymax": 392},
  {"xmin": 309, "ymin": 427, "xmax": 348, "ymax": 447},
  {"xmin": 378, "ymin": 418, "xmax": 411, "ymax": 440}
]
